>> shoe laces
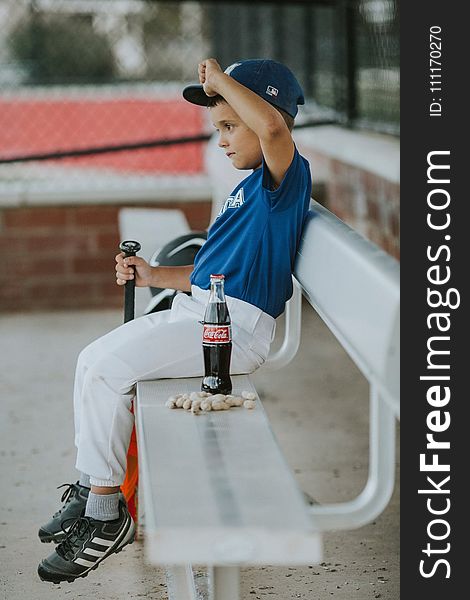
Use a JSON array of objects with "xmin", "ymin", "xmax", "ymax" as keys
[
  {"xmin": 56, "ymin": 516, "xmax": 94, "ymax": 560},
  {"xmin": 52, "ymin": 483, "xmax": 80, "ymax": 517}
]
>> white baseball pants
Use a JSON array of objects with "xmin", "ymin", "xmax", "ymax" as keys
[{"xmin": 73, "ymin": 286, "xmax": 276, "ymax": 487}]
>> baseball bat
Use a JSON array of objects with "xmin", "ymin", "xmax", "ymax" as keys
[{"xmin": 119, "ymin": 240, "xmax": 142, "ymax": 323}]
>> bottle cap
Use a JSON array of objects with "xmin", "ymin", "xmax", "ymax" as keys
[{"xmin": 210, "ymin": 274, "xmax": 225, "ymax": 279}]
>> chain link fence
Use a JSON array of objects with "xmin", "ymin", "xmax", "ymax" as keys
[
  {"xmin": 210, "ymin": 0, "xmax": 399, "ymax": 131},
  {"xmin": 0, "ymin": 0, "xmax": 399, "ymax": 201}
]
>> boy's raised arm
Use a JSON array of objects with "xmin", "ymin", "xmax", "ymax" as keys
[{"xmin": 199, "ymin": 58, "xmax": 294, "ymax": 188}]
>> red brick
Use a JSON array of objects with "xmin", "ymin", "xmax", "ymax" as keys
[
  {"xmin": 382, "ymin": 234, "xmax": 397, "ymax": 256},
  {"xmin": 93, "ymin": 279, "xmax": 119, "ymax": 297},
  {"xmin": 72, "ymin": 256, "xmax": 114, "ymax": 275},
  {"xmin": 26, "ymin": 281, "xmax": 91, "ymax": 308},
  {"xmin": 330, "ymin": 159, "xmax": 343, "ymax": 176},
  {"xmin": 1, "ymin": 298, "xmax": 27, "ymax": 311},
  {"xmin": 11, "ymin": 256, "xmax": 69, "ymax": 279},
  {"xmin": 176, "ymin": 202, "xmax": 211, "ymax": 230},
  {"xmin": 72, "ymin": 206, "xmax": 120, "ymax": 227},
  {"xmin": 389, "ymin": 212, "xmax": 400, "ymax": 238},
  {"xmin": 384, "ymin": 181, "xmax": 400, "ymax": 205},
  {"xmin": 362, "ymin": 170, "xmax": 380, "ymax": 196},
  {"xmin": 99, "ymin": 295, "xmax": 122, "ymax": 308},
  {"xmin": 95, "ymin": 232, "xmax": 121, "ymax": 252},
  {"xmin": 0, "ymin": 233, "xmax": 29, "ymax": 255},
  {"xmin": 367, "ymin": 197, "xmax": 380, "ymax": 224},
  {"xmin": 329, "ymin": 192, "xmax": 355, "ymax": 222},
  {"xmin": 367, "ymin": 225, "xmax": 381, "ymax": 247},
  {"xmin": 0, "ymin": 283, "xmax": 25, "ymax": 303},
  {"xmin": 25, "ymin": 281, "xmax": 66, "ymax": 302},
  {"xmin": 24, "ymin": 232, "xmax": 94, "ymax": 256},
  {"xmin": 3, "ymin": 207, "xmax": 68, "ymax": 229}
]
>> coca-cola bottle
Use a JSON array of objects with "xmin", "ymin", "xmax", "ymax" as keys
[{"xmin": 201, "ymin": 274, "xmax": 232, "ymax": 395}]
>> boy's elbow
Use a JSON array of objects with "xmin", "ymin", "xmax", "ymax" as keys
[{"xmin": 260, "ymin": 113, "xmax": 289, "ymax": 140}]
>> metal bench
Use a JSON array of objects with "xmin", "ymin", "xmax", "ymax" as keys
[{"xmin": 134, "ymin": 199, "xmax": 400, "ymax": 600}]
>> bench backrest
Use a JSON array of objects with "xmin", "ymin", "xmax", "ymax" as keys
[{"xmin": 294, "ymin": 201, "xmax": 400, "ymax": 415}]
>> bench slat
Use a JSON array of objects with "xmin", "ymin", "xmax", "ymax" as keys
[{"xmin": 136, "ymin": 376, "xmax": 322, "ymax": 565}]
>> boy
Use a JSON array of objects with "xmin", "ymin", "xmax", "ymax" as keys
[{"xmin": 37, "ymin": 58, "xmax": 312, "ymax": 583}]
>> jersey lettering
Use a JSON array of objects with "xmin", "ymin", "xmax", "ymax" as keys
[{"xmin": 217, "ymin": 188, "xmax": 245, "ymax": 217}]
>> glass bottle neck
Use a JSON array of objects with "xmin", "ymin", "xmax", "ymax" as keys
[{"xmin": 210, "ymin": 279, "xmax": 225, "ymax": 302}]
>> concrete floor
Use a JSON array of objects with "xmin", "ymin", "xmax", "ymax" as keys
[{"xmin": 0, "ymin": 301, "xmax": 399, "ymax": 599}]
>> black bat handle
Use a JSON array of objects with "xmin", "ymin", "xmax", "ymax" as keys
[{"xmin": 119, "ymin": 240, "xmax": 142, "ymax": 323}]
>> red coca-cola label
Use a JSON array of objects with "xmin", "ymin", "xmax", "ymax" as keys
[{"xmin": 203, "ymin": 324, "xmax": 232, "ymax": 344}]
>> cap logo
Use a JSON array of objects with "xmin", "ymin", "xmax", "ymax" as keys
[
  {"xmin": 266, "ymin": 85, "xmax": 279, "ymax": 97},
  {"xmin": 224, "ymin": 62, "xmax": 242, "ymax": 76}
]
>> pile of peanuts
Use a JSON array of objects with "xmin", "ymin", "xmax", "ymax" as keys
[{"xmin": 165, "ymin": 390, "xmax": 257, "ymax": 415}]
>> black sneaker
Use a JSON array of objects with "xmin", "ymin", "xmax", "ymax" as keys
[
  {"xmin": 38, "ymin": 482, "xmax": 89, "ymax": 543},
  {"xmin": 37, "ymin": 499, "xmax": 135, "ymax": 584}
]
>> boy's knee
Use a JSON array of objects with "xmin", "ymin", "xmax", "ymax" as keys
[
  {"xmin": 77, "ymin": 339, "xmax": 99, "ymax": 370},
  {"xmin": 76, "ymin": 347, "xmax": 89, "ymax": 370},
  {"xmin": 82, "ymin": 356, "xmax": 136, "ymax": 400}
]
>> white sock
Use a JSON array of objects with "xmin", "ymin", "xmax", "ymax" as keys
[
  {"xmin": 78, "ymin": 472, "xmax": 91, "ymax": 489},
  {"xmin": 84, "ymin": 492, "xmax": 120, "ymax": 521}
]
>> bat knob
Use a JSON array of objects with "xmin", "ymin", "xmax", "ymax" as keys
[{"xmin": 119, "ymin": 240, "xmax": 141, "ymax": 256}]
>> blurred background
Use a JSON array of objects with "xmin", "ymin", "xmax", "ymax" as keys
[{"xmin": 0, "ymin": 0, "xmax": 399, "ymax": 312}]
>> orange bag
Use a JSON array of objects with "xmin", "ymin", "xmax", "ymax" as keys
[{"xmin": 121, "ymin": 403, "xmax": 138, "ymax": 521}]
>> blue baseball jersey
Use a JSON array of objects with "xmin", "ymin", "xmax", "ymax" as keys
[{"xmin": 190, "ymin": 147, "xmax": 312, "ymax": 318}]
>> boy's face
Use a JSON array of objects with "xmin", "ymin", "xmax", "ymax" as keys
[{"xmin": 209, "ymin": 102, "xmax": 263, "ymax": 171}]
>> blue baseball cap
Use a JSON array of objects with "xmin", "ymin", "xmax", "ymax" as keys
[{"xmin": 183, "ymin": 59, "xmax": 305, "ymax": 119}]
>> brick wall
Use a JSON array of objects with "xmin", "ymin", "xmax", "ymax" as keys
[
  {"xmin": 0, "ymin": 201, "xmax": 211, "ymax": 312},
  {"xmin": 296, "ymin": 130, "xmax": 400, "ymax": 261},
  {"xmin": 326, "ymin": 159, "xmax": 400, "ymax": 260}
]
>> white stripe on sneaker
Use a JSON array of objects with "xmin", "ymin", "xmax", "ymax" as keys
[
  {"xmin": 91, "ymin": 536, "xmax": 114, "ymax": 547},
  {"xmin": 82, "ymin": 547, "xmax": 106, "ymax": 558},
  {"xmin": 75, "ymin": 557, "xmax": 95, "ymax": 568}
]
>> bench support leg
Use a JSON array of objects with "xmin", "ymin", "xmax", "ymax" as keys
[
  {"xmin": 210, "ymin": 566, "xmax": 239, "ymax": 600},
  {"xmin": 166, "ymin": 565, "xmax": 198, "ymax": 600},
  {"xmin": 309, "ymin": 384, "xmax": 396, "ymax": 530},
  {"xmin": 263, "ymin": 278, "xmax": 303, "ymax": 372}
]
